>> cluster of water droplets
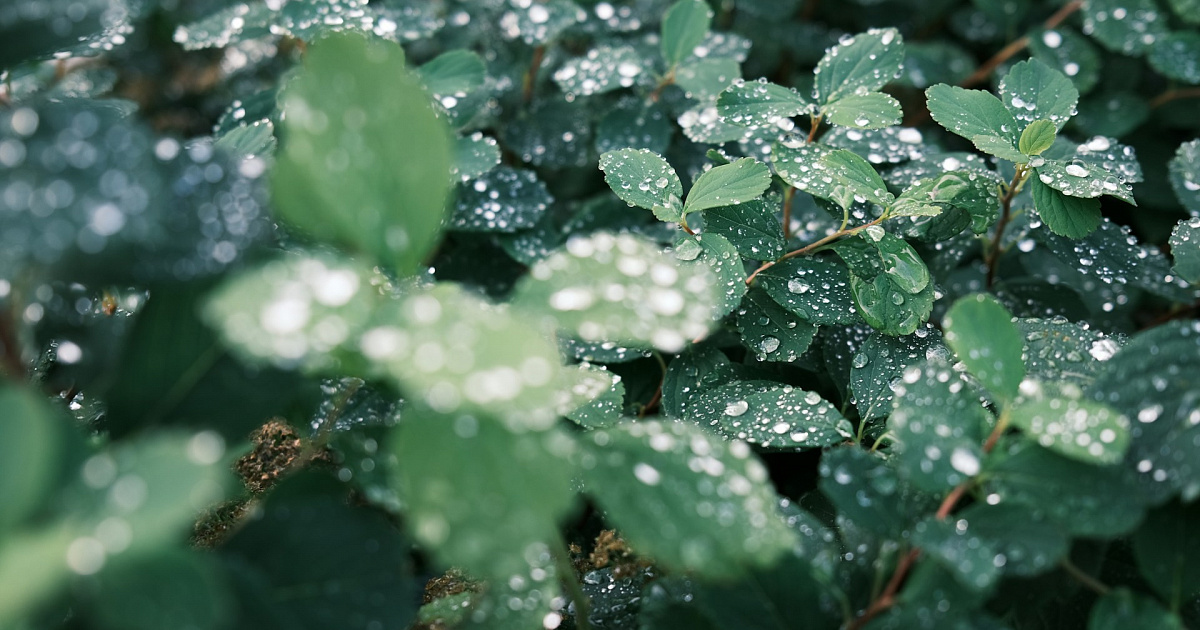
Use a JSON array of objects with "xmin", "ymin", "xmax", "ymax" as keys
[
  {"xmin": 553, "ymin": 44, "xmax": 645, "ymax": 97},
  {"xmin": 453, "ymin": 166, "xmax": 552, "ymax": 232},
  {"xmin": 1082, "ymin": 1, "xmax": 1167, "ymax": 55},
  {"xmin": 758, "ymin": 257, "xmax": 857, "ymax": 325},
  {"xmin": 498, "ymin": 0, "xmax": 585, "ymax": 45},
  {"xmin": 690, "ymin": 381, "xmax": 853, "ymax": 449}
]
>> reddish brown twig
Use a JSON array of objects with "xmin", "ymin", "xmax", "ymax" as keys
[{"xmin": 959, "ymin": 0, "xmax": 1083, "ymax": 88}]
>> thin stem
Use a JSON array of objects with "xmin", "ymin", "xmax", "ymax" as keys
[
  {"xmin": 1060, "ymin": 558, "xmax": 1112, "ymax": 596},
  {"xmin": 553, "ymin": 533, "xmax": 593, "ymax": 630},
  {"xmin": 0, "ymin": 306, "xmax": 26, "ymax": 380},
  {"xmin": 639, "ymin": 352, "xmax": 669, "ymax": 419},
  {"xmin": 806, "ymin": 114, "xmax": 824, "ymax": 144},
  {"xmin": 292, "ymin": 378, "xmax": 363, "ymax": 470},
  {"xmin": 982, "ymin": 408, "xmax": 1012, "ymax": 454},
  {"xmin": 1150, "ymin": 87, "xmax": 1200, "ymax": 109},
  {"xmin": 985, "ymin": 165, "xmax": 1028, "ymax": 288},
  {"xmin": 960, "ymin": 0, "xmax": 1083, "ymax": 88},
  {"xmin": 523, "ymin": 45, "xmax": 547, "ymax": 103},
  {"xmin": 782, "ymin": 186, "xmax": 796, "ymax": 240},
  {"xmin": 745, "ymin": 214, "xmax": 886, "ymax": 286},
  {"xmin": 649, "ymin": 68, "xmax": 676, "ymax": 103}
]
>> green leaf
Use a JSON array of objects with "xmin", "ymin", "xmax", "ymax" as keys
[
  {"xmin": 683, "ymin": 158, "xmax": 771, "ymax": 215},
  {"xmin": 451, "ymin": 132, "xmax": 502, "ymax": 183},
  {"xmin": 736, "ymin": 288, "xmax": 818, "ymax": 363},
  {"xmin": 596, "ymin": 98, "xmax": 673, "ymax": 155},
  {"xmin": 661, "ymin": 0, "xmax": 713, "ymax": 67},
  {"xmin": 1082, "ymin": 0, "xmax": 1171, "ymax": 56},
  {"xmin": 911, "ymin": 517, "xmax": 1001, "ymax": 592},
  {"xmin": 91, "ymin": 551, "xmax": 231, "ymax": 630},
  {"xmin": 702, "ymin": 194, "xmax": 785, "ymax": 260},
  {"xmin": 1168, "ymin": 0, "xmax": 1200, "ymax": 23},
  {"xmin": 818, "ymin": 446, "xmax": 938, "ymax": 536},
  {"xmin": 957, "ymin": 503, "xmax": 1069, "ymax": 577},
  {"xmin": 675, "ymin": 57, "xmax": 741, "ymax": 101},
  {"xmin": 1088, "ymin": 590, "xmax": 1185, "ymax": 630},
  {"xmin": 1018, "ymin": 119, "xmax": 1057, "ymax": 156},
  {"xmin": 580, "ymin": 420, "xmax": 796, "ymax": 576},
  {"xmin": 661, "ymin": 345, "xmax": 738, "ymax": 419},
  {"xmin": 716, "ymin": 79, "xmax": 812, "ymax": 129},
  {"xmin": 1009, "ymin": 379, "xmax": 1130, "ymax": 465},
  {"xmin": 1169, "ymin": 217, "xmax": 1200, "ymax": 284},
  {"xmin": 674, "ymin": 232, "xmax": 747, "ymax": 318},
  {"xmin": 899, "ymin": 41, "xmax": 975, "ymax": 89},
  {"xmin": 273, "ymin": 33, "xmax": 452, "ymax": 275},
  {"xmin": 1028, "ymin": 27, "xmax": 1101, "ymax": 95},
  {"xmin": 505, "ymin": 97, "xmax": 592, "ymax": 168},
  {"xmin": 1073, "ymin": 92, "xmax": 1150, "ymax": 137},
  {"xmin": 688, "ymin": 380, "xmax": 853, "ymax": 449},
  {"xmin": 850, "ymin": 326, "xmax": 945, "ymax": 421},
  {"xmin": 821, "ymin": 91, "xmax": 903, "ymax": 130},
  {"xmin": 813, "ymin": 28, "xmax": 905, "ymax": 104},
  {"xmin": 925, "ymin": 84, "xmax": 1025, "ymax": 163},
  {"xmin": 512, "ymin": 232, "xmax": 722, "ymax": 353},
  {"xmin": 998, "ymin": 58, "xmax": 1079, "ymax": 131},
  {"xmin": 1030, "ymin": 175, "xmax": 1102, "ymax": 238},
  {"xmin": 213, "ymin": 120, "xmax": 276, "ymax": 159},
  {"xmin": 0, "ymin": 385, "xmax": 63, "ymax": 530},
  {"xmin": 451, "ymin": 166, "xmax": 552, "ymax": 232},
  {"xmin": 824, "ymin": 126, "xmax": 928, "ymax": 165},
  {"xmin": 820, "ymin": 149, "xmax": 894, "ymax": 208},
  {"xmin": 894, "ymin": 171, "xmax": 999, "ymax": 233},
  {"xmin": 770, "ymin": 141, "xmax": 839, "ymax": 199},
  {"xmin": 1169, "ymin": 139, "xmax": 1200, "ymax": 215},
  {"xmin": 1132, "ymin": 501, "xmax": 1200, "ymax": 603},
  {"xmin": 985, "ymin": 441, "xmax": 1145, "ymax": 536},
  {"xmin": 756, "ymin": 256, "xmax": 858, "ymax": 325},
  {"xmin": 392, "ymin": 413, "xmax": 575, "ymax": 581},
  {"xmin": 563, "ymin": 363, "xmax": 626, "ymax": 429},
  {"xmin": 553, "ymin": 44, "xmax": 647, "ymax": 96},
  {"xmin": 0, "ymin": 0, "xmax": 135, "ymax": 67},
  {"xmin": 500, "ymin": 0, "xmax": 581, "ymax": 45},
  {"xmin": 889, "ymin": 358, "xmax": 989, "ymax": 493},
  {"xmin": 419, "ymin": 49, "xmax": 486, "ymax": 98},
  {"xmin": 599, "ymin": 149, "xmax": 683, "ymax": 222},
  {"xmin": 942, "ymin": 294, "xmax": 1025, "ymax": 402},
  {"xmin": 1036, "ymin": 158, "xmax": 1135, "ymax": 205},
  {"xmin": 1015, "ymin": 317, "xmax": 1122, "ymax": 387}
]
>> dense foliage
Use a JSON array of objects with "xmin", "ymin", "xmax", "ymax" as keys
[{"xmin": 3, "ymin": 0, "xmax": 1200, "ymax": 628}]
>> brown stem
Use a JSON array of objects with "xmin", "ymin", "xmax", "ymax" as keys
[
  {"xmin": 1150, "ymin": 87, "xmax": 1200, "ymax": 109},
  {"xmin": 523, "ymin": 45, "xmax": 547, "ymax": 104},
  {"xmin": 745, "ymin": 215, "xmax": 886, "ymax": 286},
  {"xmin": 1060, "ymin": 558, "xmax": 1112, "ymax": 596},
  {"xmin": 960, "ymin": 0, "xmax": 1083, "ymax": 88},
  {"xmin": 806, "ymin": 114, "xmax": 823, "ymax": 144},
  {"xmin": 782, "ymin": 186, "xmax": 796, "ymax": 241},
  {"xmin": 985, "ymin": 165, "xmax": 1028, "ymax": 288},
  {"xmin": 649, "ymin": 70, "xmax": 676, "ymax": 103},
  {"xmin": 638, "ymin": 386, "xmax": 663, "ymax": 418}
]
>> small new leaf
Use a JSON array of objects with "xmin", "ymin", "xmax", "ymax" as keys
[
  {"xmin": 661, "ymin": 0, "xmax": 713, "ymax": 68},
  {"xmin": 683, "ymin": 158, "xmax": 771, "ymax": 215},
  {"xmin": 599, "ymin": 149, "xmax": 684, "ymax": 222},
  {"xmin": 1018, "ymin": 119, "xmax": 1057, "ymax": 156}
]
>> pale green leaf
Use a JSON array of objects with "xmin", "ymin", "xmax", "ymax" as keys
[
  {"xmin": 419, "ymin": 49, "xmax": 486, "ymax": 98},
  {"xmin": 273, "ymin": 33, "xmax": 452, "ymax": 276},
  {"xmin": 683, "ymin": 158, "xmax": 771, "ymax": 215},
  {"xmin": 214, "ymin": 119, "xmax": 276, "ymax": 159},
  {"xmin": 942, "ymin": 293, "xmax": 1025, "ymax": 402},
  {"xmin": 580, "ymin": 420, "xmax": 796, "ymax": 576},
  {"xmin": 1018, "ymin": 119, "xmax": 1057, "ymax": 156},
  {"xmin": 661, "ymin": 0, "xmax": 713, "ymax": 67},
  {"xmin": 451, "ymin": 132, "xmax": 501, "ymax": 182},
  {"xmin": 821, "ymin": 91, "xmax": 903, "ymax": 130},
  {"xmin": 925, "ymin": 84, "xmax": 1024, "ymax": 163},
  {"xmin": 998, "ymin": 58, "xmax": 1079, "ymax": 130},
  {"xmin": 0, "ymin": 386, "xmax": 63, "ymax": 530},
  {"xmin": 1009, "ymin": 380, "xmax": 1130, "ymax": 465},
  {"xmin": 562, "ymin": 363, "xmax": 626, "ymax": 429},
  {"xmin": 599, "ymin": 149, "xmax": 683, "ymax": 221},
  {"xmin": 814, "ymin": 27, "xmax": 905, "ymax": 104},
  {"xmin": 820, "ymin": 149, "xmax": 893, "ymax": 207}
]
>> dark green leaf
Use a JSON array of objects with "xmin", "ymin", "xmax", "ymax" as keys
[
  {"xmin": 942, "ymin": 293, "xmax": 1025, "ymax": 402},
  {"xmin": 451, "ymin": 166, "xmax": 552, "ymax": 232},
  {"xmin": 391, "ymin": 414, "xmax": 575, "ymax": 580},
  {"xmin": 703, "ymin": 194, "xmax": 785, "ymax": 260},
  {"xmin": 912, "ymin": 517, "xmax": 1001, "ymax": 592},
  {"xmin": 505, "ymin": 97, "xmax": 592, "ymax": 168},
  {"xmin": 1028, "ymin": 27, "xmax": 1101, "ymax": 95},
  {"xmin": 91, "ymin": 552, "xmax": 231, "ymax": 630},
  {"xmin": 818, "ymin": 446, "xmax": 938, "ymax": 536},
  {"xmin": 1030, "ymin": 175, "xmax": 1102, "ymax": 239},
  {"xmin": 683, "ymin": 158, "xmax": 771, "ymax": 215},
  {"xmin": 1015, "ymin": 317, "xmax": 1122, "ymax": 387},
  {"xmin": 674, "ymin": 232, "xmax": 747, "ymax": 318},
  {"xmin": 675, "ymin": 57, "xmax": 741, "ymax": 101},
  {"xmin": 1132, "ymin": 501, "xmax": 1200, "ymax": 603},
  {"xmin": 0, "ymin": 385, "xmax": 63, "ymax": 529},
  {"xmin": 889, "ymin": 357, "xmax": 989, "ymax": 493},
  {"xmin": 813, "ymin": 28, "xmax": 905, "ymax": 104},
  {"xmin": 1088, "ymin": 589, "xmax": 1184, "ymax": 630},
  {"xmin": 1082, "ymin": 0, "xmax": 1171, "ymax": 55},
  {"xmin": 957, "ymin": 503, "xmax": 1069, "ymax": 577},
  {"xmin": 581, "ymin": 420, "xmax": 796, "ymax": 576},
  {"xmin": 824, "ymin": 126, "xmax": 928, "ymax": 165},
  {"xmin": 661, "ymin": 0, "xmax": 713, "ymax": 67},
  {"xmin": 553, "ymin": 44, "xmax": 647, "ymax": 96},
  {"xmin": 688, "ymin": 380, "xmax": 853, "ymax": 449},
  {"xmin": 998, "ymin": 58, "xmax": 1079, "ymax": 131},
  {"xmin": 850, "ymin": 325, "xmax": 945, "ymax": 420},
  {"xmin": 661, "ymin": 345, "xmax": 738, "ymax": 419},
  {"xmin": 599, "ymin": 149, "xmax": 683, "ymax": 221},
  {"xmin": 1018, "ymin": 119, "xmax": 1057, "ymax": 156},
  {"xmin": 1169, "ymin": 139, "xmax": 1200, "ymax": 215},
  {"xmin": 1169, "ymin": 217, "xmax": 1200, "ymax": 284},
  {"xmin": 563, "ymin": 363, "xmax": 626, "ymax": 429},
  {"xmin": 0, "ymin": 0, "xmax": 134, "ymax": 68},
  {"xmin": 1009, "ymin": 379, "xmax": 1130, "ymax": 465},
  {"xmin": 595, "ymin": 98, "xmax": 673, "ymax": 155},
  {"xmin": 756, "ymin": 255, "xmax": 858, "ymax": 325},
  {"xmin": 500, "ymin": 0, "xmax": 581, "ymax": 45},
  {"xmin": 273, "ymin": 33, "xmax": 451, "ymax": 275},
  {"xmin": 925, "ymin": 84, "xmax": 1024, "ymax": 163},
  {"xmin": 716, "ymin": 79, "xmax": 812, "ymax": 129},
  {"xmin": 451, "ymin": 132, "xmax": 502, "ymax": 183},
  {"xmin": 736, "ymin": 288, "xmax": 819, "ymax": 363},
  {"xmin": 850, "ymin": 271, "xmax": 936, "ymax": 336}
]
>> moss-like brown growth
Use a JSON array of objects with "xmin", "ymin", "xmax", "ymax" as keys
[
  {"xmin": 235, "ymin": 419, "xmax": 304, "ymax": 493},
  {"xmin": 589, "ymin": 530, "xmax": 653, "ymax": 579}
]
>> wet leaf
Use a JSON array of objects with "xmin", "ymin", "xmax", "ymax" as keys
[
  {"xmin": 682, "ymin": 158, "xmax": 772, "ymax": 215},
  {"xmin": 925, "ymin": 84, "xmax": 1024, "ymax": 163},
  {"xmin": 889, "ymin": 357, "xmax": 989, "ymax": 493},
  {"xmin": 563, "ymin": 363, "xmax": 626, "ymax": 429},
  {"xmin": 912, "ymin": 517, "xmax": 1001, "ymax": 592},
  {"xmin": 0, "ymin": 385, "xmax": 63, "ymax": 530},
  {"xmin": 273, "ymin": 33, "xmax": 452, "ymax": 276},
  {"xmin": 821, "ymin": 91, "xmax": 903, "ymax": 130},
  {"xmin": 595, "ymin": 98, "xmax": 673, "ymax": 155},
  {"xmin": 505, "ymin": 97, "xmax": 592, "ymax": 168},
  {"xmin": 1169, "ymin": 217, "xmax": 1200, "ymax": 283},
  {"xmin": 214, "ymin": 120, "xmax": 276, "ymax": 159},
  {"xmin": 1132, "ymin": 501, "xmax": 1200, "ymax": 604},
  {"xmin": 1030, "ymin": 172, "xmax": 1102, "ymax": 238},
  {"xmin": 391, "ymin": 413, "xmax": 575, "ymax": 581},
  {"xmin": 499, "ymin": 0, "xmax": 581, "ymax": 45},
  {"xmin": 451, "ymin": 132, "xmax": 502, "ymax": 183},
  {"xmin": 702, "ymin": 194, "xmax": 785, "ymax": 260},
  {"xmin": 675, "ymin": 232, "xmax": 746, "ymax": 318},
  {"xmin": 942, "ymin": 293, "xmax": 1024, "ymax": 402},
  {"xmin": 599, "ymin": 148, "xmax": 683, "ymax": 222},
  {"xmin": 736, "ymin": 288, "xmax": 819, "ymax": 363},
  {"xmin": 1018, "ymin": 119, "xmax": 1057, "ymax": 156},
  {"xmin": 1009, "ymin": 379, "xmax": 1130, "ymax": 465},
  {"xmin": 998, "ymin": 58, "xmax": 1079, "ymax": 131},
  {"xmin": 661, "ymin": 0, "xmax": 713, "ymax": 67},
  {"xmin": 825, "ymin": 126, "xmax": 928, "ymax": 165},
  {"xmin": 1081, "ymin": 0, "xmax": 1171, "ymax": 56},
  {"xmin": 821, "ymin": 148, "xmax": 894, "ymax": 208},
  {"xmin": 1169, "ymin": 138, "xmax": 1200, "ymax": 215},
  {"xmin": 451, "ymin": 166, "xmax": 552, "ymax": 232},
  {"xmin": 850, "ymin": 325, "xmax": 945, "ymax": 421},
  {"xmin": 553, "ymin": 44, "xmax": 647, "ymax": 96},
  {"xmin": 1028, "ymin": 27, "xmax": 1101, "ymax": 95},
  {"xmin": 756, "ymin": 255, "xmax": 858, "ymax": 325},
  {"xmin": 716, "ymin": 79, "xmax": 813, "ymax": 129},
  {"xmin": 1088, "ymin": 589, "xmax": 1184, "ymax": 630},
  {"xmin": 1015, "ymin": 317, "xmax": 1123, "ymax": 387},
  {"xmin": 813, "ymin": 28, "xmax": 905, "ymax": 104},
  {"xmin": 675, "ymin": 57, "xmax": 741, "ymax": 101},
  {"xmin": 419, "ymin": 49, "xmax": 486, "ymax": 98},
  {"xmin": 957, "ymin": 503, "xmax": 1069, "ymax": 577},
  {"xmin": 688, "ymin": 380, "xmax": 853, "ymax": 449},
  {"xmin": 770, "ymin": 141, "xmax": 839, "ymax": 199},
  {"xmin": 512, "ymin": 232, "xmax": 723, "ymax": 353},
  {"xmin": 0, "ymin": 0, "xmax": 134, "ymax": 67},
  {"xmin": 580, "ymin": 420, "xmax": 796, "ymax": 576},
  {"xmin": 818, "ymin": 446, "xmax": 939, "ymax": 537},
  {"xmin": 661, "ymin": 345, "xmax": 739, "ymax": 419}
]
